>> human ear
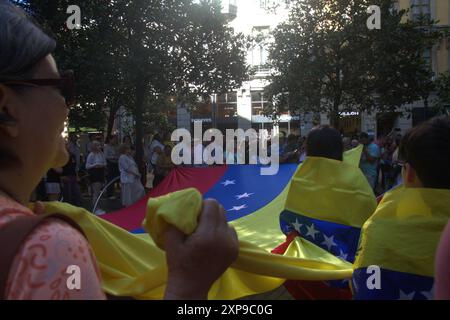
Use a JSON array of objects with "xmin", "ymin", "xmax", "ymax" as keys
[
  {"xmin": 0, "ymin": 85, "xmax": 19, "ymax": 137},
  {"xmin": 404, "ymin": 163, "xmax": 422, "ymax": 187}
]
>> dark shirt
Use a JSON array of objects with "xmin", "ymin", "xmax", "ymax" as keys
[
  {"xmin": 62, "ymin": 154, "xmax": 77, "ymax": 176},
  {"xmin": 46, "ymin": 169, "xmax": 61, "ymax": 183}
]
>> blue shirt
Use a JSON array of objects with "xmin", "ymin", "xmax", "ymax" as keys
[{"xmin": 360, "ymin": 143, "xmax": 380, "ymax": 178}]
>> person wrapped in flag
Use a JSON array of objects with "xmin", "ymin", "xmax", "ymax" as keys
[
  {"xmin": 352, "ymin": 116, "xmax": 450, "ymax": 300},
  {"xmin": 274, "ymin": 125, "xmax": 377, "ymax": 299}
]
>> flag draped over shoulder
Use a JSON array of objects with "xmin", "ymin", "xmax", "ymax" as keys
[
  {"xmin": 280, "ymin": 156, "xmax": 377, "ymax": 264},
  {"xmin": 343, "ymin": 145, "xmax": 363, "ymax": 168},
  {"xmin": 352, "ymin": 186, "xmax": 450, "ymax": 300}
]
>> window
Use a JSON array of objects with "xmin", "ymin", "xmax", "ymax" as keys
[
  {"xmin": 411, "ymin": 0, "xmax": 430, "ymax": 21},
  {"xmin": 251, "ymin": 91, "xmax": 269, "ymax": 116},
  {"xmin": 217, "ymin": 92, "xmax": 237, "ymax": 118},
  {"xmin": 251, "ymin": 26, "xmax": 270, "ymax": 70},
  {"xmin": 423, "ymin": 48, "xmax": 432, "ymax": 69}
]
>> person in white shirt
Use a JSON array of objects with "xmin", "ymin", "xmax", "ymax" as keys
[
  {"xmin": 85, "ymin": 140, "xmax": 106, "ymax": 211},
  {"xmin": 118, "ymin": 144, "xmax": 145, "ymax": 207},
  {"xmin": 147, "ymin": 133, "xmax": 164, "ymax": 171},
  {"xmin": 104, "ymin": 135, "xmax": 120, "ymax": 199}
]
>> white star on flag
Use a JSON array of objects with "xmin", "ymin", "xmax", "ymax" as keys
[
  {"xmin": 292, "ymin": 219, "xmax": 303, "ymax": 233},
  {"xmin": 420, "ymin": 284, "xmax": 434, "ymax": 300},
  {"xmin": 338, "ymin": 249, "xmax": 348, "ymax": 261},
  {"xmin": 236, "ymin": 192, "xmax": 254, "ymax": 200},
  {"xmin": 221, "ymin": 180, "xmax": 236, "ymax": 187},
  {"xmin": 228, "ymin": 204, "xmax": 247, "ymax": 212},
  {"xmin": 398, "ymin": 290, "xmax": 415, "ymax": 300},
  {"xmin": 305, "ymin": 223, "xmax": 320, "ymax": 239},
  {"xmin": 321, "ymin": 234, "xmax": 338, "ymax": 251}
]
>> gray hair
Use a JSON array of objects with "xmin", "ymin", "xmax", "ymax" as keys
[
  {"xmin": 0, "ymin": 1, "xmax": 56, "ymax": 80},
  {"xmin": 0, "ymin": 1, "xmax": 56, "ymax": 166}
]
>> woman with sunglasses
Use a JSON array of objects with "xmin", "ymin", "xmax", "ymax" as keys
[{"xmin": 0, "ymin": 2, "xmax": 238, "ymax": 300}]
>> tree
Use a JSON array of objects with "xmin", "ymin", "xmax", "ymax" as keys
[
  {"xmin": 434, "ymin": 73, "xmax": 450, "ymax": 114},
  {"xmin": 14, "ymin": 0, "xmax": 135, "ymax": 134},
  {"xmin": 266, "ymin": 0, "xmax": 444, "ymax": 128},
  {"xmin": 15, "ymin": 0, "xmax": 248, "ymax": 175}
]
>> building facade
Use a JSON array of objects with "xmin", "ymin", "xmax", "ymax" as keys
[
  {"xmin": 178, "ymin": 0, "xmax": 298, "ymax": 136},
  {"xmin": 179, "ymin": 0, "xmax": 450, "ymax": 138}
]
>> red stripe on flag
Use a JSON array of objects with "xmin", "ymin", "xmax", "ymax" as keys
[
  {"xmin": 101, "ymin": 165, "xmax": 228, "ymax": 231},
  {"xmin": 273, "ymin": 231, "xmax": 352, "ymax": 300}
]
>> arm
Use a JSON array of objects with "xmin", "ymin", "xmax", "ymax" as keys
[{"xmin": 119, "ymin": 156, "xmax": 138, "ymax": 176}]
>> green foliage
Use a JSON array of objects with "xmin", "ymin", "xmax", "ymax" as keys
[
  {"xmin": 434, "ymin": 73, "xmax": 450, "ymax": 113},
  {"xmin": 266, "ymin": 0, "xmax": 445, "ymax": 126},
  {"xmin": 13, "ymin": 0, "xmax": 248, "ymax": 170}
]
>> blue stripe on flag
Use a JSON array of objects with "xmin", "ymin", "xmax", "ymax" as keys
[
  {"xmin": 131, "ymin": 227, "xmax": 145, "ymax": 234},
  {"xmin": 352, "ymin": 267, "xmax": 434, "ymax": 300},
  {"xmin": 204, "ymin": 164, "xmax": 298, "ymax": 222},
  {"xmin": 280, "ymin": 210, "xmax": 361, "ymax": 263},
  {"xmin": 129, "ymin": 165, "xmax": 298, "ymax": 233}
]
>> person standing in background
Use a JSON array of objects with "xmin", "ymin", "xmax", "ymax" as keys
[
  {"xmin": 85, "ymin": 133, "xmax": 96, "ymax": 161},
  {"xmin": 359, "ymin": 132, "xmax": 381, "ymax": 191},
  {"xmin": 104, "ymin": 135, "xmax": 120, "ymax": 199},
  {"xmin": 61, "ymin": 142, "xmax": 83, "ymax": 206},
  {"xmin": 118, "ymin": 144, "xmax": 145, "ymax": 207},
  {"xmin": 86, "ymin": 141, "xmax": 106, "ymax": 213},
  {"xmin": 343, "ymin": 137, "xmax": 352, "ymax": 151},
  {"xmin": 154, "ymin": 145, "xmax": 174, "ymax": 186},
  {"xmin": 68, "ymin": 133, "xmax": 81, "ymax": 173},
  {"xmin": 45, "ymin": 167, "xmax": 62, "ymax": 201},
  {"xmin": 147, "ymin": 133, "xmax": 164, "ymax": 171}
]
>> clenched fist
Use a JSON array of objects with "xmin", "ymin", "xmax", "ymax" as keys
[{"xmin": 164, "ymin": 199, "xmax": 239, "ymax": 300}]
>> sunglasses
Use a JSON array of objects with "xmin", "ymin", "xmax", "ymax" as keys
[{"xmin": 0, "ymin": 70, "xmax": 76, "ymax": 107}]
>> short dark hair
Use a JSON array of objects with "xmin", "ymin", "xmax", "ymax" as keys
[
  {"xmin": 399, "ymin": 116, "xmax": 450, "ymax": 189},
  {"xmin": 306, "ymin": 125, "xmax": 343, "ymax": 161}
]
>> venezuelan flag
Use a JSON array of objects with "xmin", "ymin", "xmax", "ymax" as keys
[
  {"xmin": 274, "ymin": 155, "xmax": 376, "ymax": 299},
  {"xmin": 280, "ymin": 156, "xmax": 376, "ymax": 264},
  {"xmin": 39, "ymin": 162, "xmax": 355, "ymax": 300},
  {"xmin": 104, "ymin": 163, "xmax": 297, "ymax": 248},
  {"xmin": 353, "ymin": 186, "xmax": 450, "ymax": 300}
]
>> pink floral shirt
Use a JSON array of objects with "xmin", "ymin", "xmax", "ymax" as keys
[{"xmin": 0, "ymin": 195, "xmax": 105, "ymax": 300}]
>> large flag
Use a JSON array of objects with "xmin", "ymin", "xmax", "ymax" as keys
[
  {"xmin": 39, "ymin": 162, "xmax": 355, "ymax": 299},
  {"xmin": 352, "ymin": 186, "xmax": 450, "ymax": 300}
]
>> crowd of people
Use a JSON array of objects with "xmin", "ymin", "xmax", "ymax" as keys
[
  {"xmin": 32, "ymin": 132, "xmax": 153, "ymax": 214},
  {"xmin": 274, "ymin": 129, "xmax": 406, "ymax": 195},
  {"xmin": 33, "ymin": 128, "xmax": 403, "ymax": 212}
]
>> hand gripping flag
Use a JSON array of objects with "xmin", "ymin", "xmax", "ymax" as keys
[{"xmin": 352, "ymin": 186, "xmax": 450, "ymax": 300}]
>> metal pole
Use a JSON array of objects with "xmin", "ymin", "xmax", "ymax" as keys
[{"xmin": 92, "ymin": 176, "xmax": 121, "ymax": 213}]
